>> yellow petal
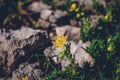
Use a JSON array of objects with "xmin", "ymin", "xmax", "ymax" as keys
[
  {"xmin": 70, "ymin": 3, "xmax": 77, "ymax": 11},
  {"xmin": 75, "ymin": 8, "xmax": 79, "ymax": 12},
  {"xmin": 76, "ymin": 13, "xmax": 81, "ymax": 18},
  {"xmin": 24, "ymin": 76, "xmax": 28, "ymax": 80},
  {"xmin": 16, "ymin": 78, "xmax": 19, "ymax": 80},
  {"xmin": 81, "ymin": 12, "xmax": 84, "ymax": 16},
  {"xmin": 107, "ymin": 45, "xmax": 113, "ymax": 52}
]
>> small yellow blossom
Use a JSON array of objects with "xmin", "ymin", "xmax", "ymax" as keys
[
  {"xmin": 70, "ymin": 3, "xmax": 77, "ymax": 11},
  {"xmin": 107, "ymin": 44, "xmax": 113, "ymax": 52},
  {"xmin": 76, "ymin": 13, "xmax": 81, "ymax": 18},
  {"xmin": 16, "ymin": 78, "xmax": 19, "ymax": 80},
  {"xmin": 22, "ymin": 76, "xmax": 28, "ymax": 80},
  {"xmin": 81, "ymin": 12, "xmax": 84, "ymax": 16},
  {"xmin": 104, "ymin": 14, "xmax": 109, "ymax": 20},
  {"xmin": 75, "ymin": 8, "xmax": 79, "ymax": 12},
  {"xmin": 16, "ymin": 76, "xmax": 28, "ymax": 80},
  {"xmin": 107, "ymin": 37, "xmax": 111, "ymax": 43},
  {"xmin": 116, "ymin": 64, "xmax": 120, "ymax": 74},
  {"xmin": 116, "ymin": 67, "xmax": 120, "ymax": 74},
  {"xmin": 104, "ymin": 12, "xmax": 112, "ymax": 21},
  {"xmin": 52, "ymin": 35, "xmax": 67, "ymax": 48}
]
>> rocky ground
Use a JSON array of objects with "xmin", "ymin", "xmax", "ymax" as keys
[{"xmin": 0, "ymin": 0, "xmax": 108, "ymax": 80}]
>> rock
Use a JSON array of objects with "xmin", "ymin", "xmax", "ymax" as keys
[
  {"xmin": 56, "ymin": 25, "xmax": 81, "ymax": 42},
  {"xmin": 44, "ymin": 41, "xmax": 95, "ymax": 70},
  {"xmin": 0, "ymin": 27, "xmax": 49, "ymax": 74},
  {"xmin": 12, "ymin": 62, "xmax": 44, "ymax": 80},
  {"xmin": 90, "ymin": 15, "xmax": 104, "ymax": 27},
  {"xmin": 70, "ymin": 19, "xmax": 78, "ymax": 26},
  {"xmin": 70, "ymin": 41, "xmax": 94, "ymax": 67},
  {"xmin": 72, "ymin": 0, "xmax": 106, "ymax": 8},
  {"xmin": 48, "ymin": 10, "xmax": 67, "ymax": 23},
  {"xmin": 49, "ymin": 15, "xmax": 57, "ymax": 23},
  {"xmin": 53, "ymin": 10, "xmax": 67, "ymax": 19},
  {"xmin": 70, "ymin": 19, "xmax": 82, "ymax": 27},
  {"xmin": 37, "ymin": 19, "xmax": 50, "ymax": 29},
  {"xmin": 0, "ymin": 78, "xmax": 11, "ymax": 80},
  {"xmin": 97, "ymin": 0, "xmax": 106, "ymax": 8},
  {"xmin": 40, "ymin": 9, "xmax": 52, "ymax": 20},
  {"xmin": 55, "ymin": 0, "xmax": 67, "ymax": 7},
  {"xmin": 72, "ymin": 0, "xmax": 92, "ymax": 6},
  {"xmin": 49, "ymin": 29, "xmax": 56, "ymax": 41},
  {"xmin": 56, "ymin": 26, "xmax": 68, "ymax": 36},
  {"xmin": 28, "ymin": 1, "xmax": 51, "ymax": 13}
]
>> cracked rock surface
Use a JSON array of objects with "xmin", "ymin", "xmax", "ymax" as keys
[
  {"xmin": 0, "ymin": 27, "xmax": 49, "ymax": 76},
  {"xmin": 44, "ymin": 41, "xmax": 95, "ymax": 70}
]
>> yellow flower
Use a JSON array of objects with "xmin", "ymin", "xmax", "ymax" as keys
[
  {"xmin": 16, "ymin": 76, "xmax": 28, "ymax": 80},
  {"xmin": 70, "ymin": 3, "xmax": 77, "ymax": 11},
  {"xmin": 107, "ymin": 44, "xmax": 113, "ymax": 52},
  {"xmin": 116, "ymin": 64, "xmax": 120, "ymax": 74},
  {"xmin": 107, "ymin": 37, "xmax": 111, "ymax": 43},
  {"xmin": 104, "ymin": 12, "xmax": 112, "ymax": 21},
  {"xmin": 104, "ymin": 14, "xmax": 109, "ymax": 20},
  {"xmin": 75, "ymin": 8, "xmax": 79, "ymax": 12},
  {"xmin": 76, "ymin": 13, "xmax": 81, "ymax": 18},
  {"xmin": 52, "ymin": 35, "xmax": 67, "ymax": 48},
  {"xmin": 22, "ymin": 76, "xmax": 28, "ymax": 80},
  {"xmin": 81, "ymin": 12, "xmax": 84, "ymax": 16},
  {"xmin": 16, "ymin": 78, "xmax": 19, "ymax": 80}
]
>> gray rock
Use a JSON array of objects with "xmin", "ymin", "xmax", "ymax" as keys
[
  {"xmin": 70, "ymin": 41, "xmax": 94, "ymax": 67},
  {"xmin": 40, "ymin": 9, "xmax": 52, "ymax": 20},
  {"xmin": 28, "ymin": 1, "xmax": 51, "ymax": 13},
  {"xmin": 0, "ymin": 27, "xmax": 49, "ymax": 73},
  {"xmin": 55, "ymin": 0, "xmax": 67, "ymax": 7},
  {"xmin": 53, "ymin": 10, "xmax": 67, "ymax": 19},
  {"xmin": 70, "ymin": 19, "xmax": 82, "ymax": 27},
  {"xmin": 37, "ymin": 19, "xmax": 50, "ymax": 29},
  {"xmin": 49, "ymin": 15, "xmax": 57, "ymax": 23},
  {"xmin": 97, "ymin": 0, "xmax": 106, "ymax": 7},
  {"xmin": 72, "ymin": 0, "xmax": 92, "ymax": 6},
  {"xmin": 44, "ymin": 41, "xmax": 95, "ymax": 70},
  {"xmin": 90, "ymin": 15, "xmax": 104, "ymax": 27},
  {"xmin": 12, "ymin": 62, "xmax": 44, "ymax": 80},
  {"xmin": 72, "ymin": 0, "xmax": 106, "ymax": 9},
  {"xmin": 70, "ymin": 19, "xmax": 78, "ymax": 26},
  {"xmin": 48, "ymin": 10, "xmax": 67, "ymax": 23},
  {"xmin": 56, "ymin": 25, "xmax": 81, "ymax": 42},
  {"xmin": 0, "ymin": 78, "xmax": 11, "ymax": 80},
  {"xmin": 49, "ymin": 28, "xmax": 56, "ymax": 41}
]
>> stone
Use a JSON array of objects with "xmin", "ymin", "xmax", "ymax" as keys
[
  {"xmin": 90, "ymin": 15, "xmax": 104, "ymax": 27},
  {"xmin": 40, "ymin": 9, "xmax": 52, "ymax": 20},
  {"xmin": 70, "ymin": 19, "xmax": 78, "ymax": 26},
  {"xmin": 49, "ymin": 29, "xmax": 56, "ymax": 40},
  {"xmin": 70, "ymin": 19, "xmax": 82, "ymax": 27},
  {"xmin": 44, "ymin": 41, "xmax": 95, "ymax": 70},
  {"xmin": 37, "ymin": 19, "xmax": 50, "ymax": 29},
  {"xmin": 0, "ymin": 27, "xmax": 49, "ymax": 74},
  {"xmin": 28, "ymin": 1, "xmax": 51, "ymax": 13},
  {"xmin": 49, "ymin": 15, "xmax": 57, "ymax": 23},
  {"xmin": 55, "ymin": 0, "xmax": 67, "ymax": 7},
  {"xmin": 56, "ymin": 25, "xmax": 81, "ymax": 42},
  {"xmin": 71, "ymin": 0, "xmax": 92, "ymax": 6},
  {"xmin": 70, "ymin": 41, "xmax": 94, "ymax": 67},
  {"xmin": 12, "ymin": 62, "xmax": 44, "ymax": 80},
  {"xmin": 72, "ymin": 0, "xmax": 106, "ymax": 8},
  {"xmin": 53, "ymin": 10, "xmax": 67, "ymax": 19}
]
